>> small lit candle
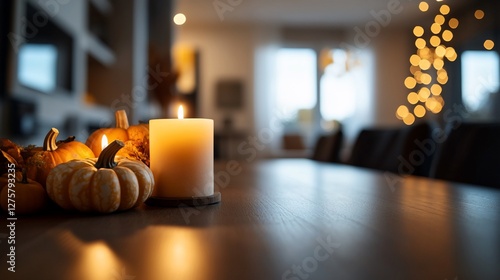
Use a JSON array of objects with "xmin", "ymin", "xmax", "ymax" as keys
[
  {"xmin": 101, "ymin": 134, "xmax": 109, "ymax": 152},
  {"xmin": 150, "ymin": 106, "xmax": 214, "ymax": 198}
]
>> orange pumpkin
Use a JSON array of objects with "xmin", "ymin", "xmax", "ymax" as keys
[
  {"xmin": 27, "ymin": 128, "xmax": 95, "ymax": 187},
  {"xmin": 46, "ymin": 140, "xmax": 154, "ymax": 213},
  {"xmin": 1, "ymin": 170, "xmax": 48, "ymax": 215},
  {"xmin": 85, "ymin": 110, "xmax": 149, "ymax": 157}
]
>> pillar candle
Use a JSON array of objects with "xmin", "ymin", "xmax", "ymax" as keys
[{"xmin": 149, "ymin": 106, "xmax": 214, "ymax": 198}]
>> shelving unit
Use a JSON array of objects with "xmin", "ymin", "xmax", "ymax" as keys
[
  {"xmin": 6, "ymin": 0, "xmax": 150, "ymax": 144},
  {"xmin": 85, "ymin": 33, "xmax": 116, "ymax": 66}
]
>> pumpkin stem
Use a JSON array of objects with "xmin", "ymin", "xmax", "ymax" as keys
[
  {"xmin": 43, "ymin": 128, "xmax": 59, "ymax": 151},
  {"xmin": 95, "ymin": 140, "xmax": 125, "ymax": 169},
  {"xmin": 115, "ymin": 110, "xmax": 130, "ymax": 129},
  {"xmin": 21, "ymin": 168, "xmax": 28, "ymax": 184}
]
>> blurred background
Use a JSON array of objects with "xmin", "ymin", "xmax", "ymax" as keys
[{"xmin": 0, "ymin": 0, "xmax": 499, "ymax": 161}]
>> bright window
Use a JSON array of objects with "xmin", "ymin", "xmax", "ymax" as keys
[
  {"xmin": 18, "ymin": 44, "xmax": 58, "ymax": 93},
  {"xmin": 275, "ymin": 48, "xmax": 317, "ymax": 120},
  {"xmin": 461, "ymin": 50, "xmax": 500, "ymax": 112},
  {"xmin": 320, "ymin": 49, "xmax": 356, "ymax": 121}
]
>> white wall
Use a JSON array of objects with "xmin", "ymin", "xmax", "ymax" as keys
[
  {"xmin": 372, "ymin": 28, "xmax": 413, "ymax": 126},
  {"xmin": 175, "ymin": 23, "xmax": 257, "ymax": 134}
]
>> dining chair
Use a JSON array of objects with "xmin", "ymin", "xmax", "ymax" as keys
[
  {"xmin": 311, "ymin": 129, "xmax": 344, "ymax": 163},
  {"xmin": 348, "ymin": 122, "xmax": 434, "ymax": 176},
  {"xmin": 430, "ymin": 122, "xmax": 500, "ymax": 188}
]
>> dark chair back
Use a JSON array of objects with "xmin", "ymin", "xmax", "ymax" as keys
[
  {"xmin": 312, "ymin": 130, "xmax": 344, "ymax": 163},
  {"xmin": 431, "ymin": 122, "xmax": 500, "ymax": 188},
  {"xmin": 348, "ymin": 122, "xmax": 434, "ymax": 176}
]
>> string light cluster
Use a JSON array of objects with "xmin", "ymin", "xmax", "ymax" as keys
[{"xmin": 397, "ymin": 1, "xmax": 495, "ymax": 125}]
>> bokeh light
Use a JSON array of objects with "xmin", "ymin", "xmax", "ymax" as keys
[
  {"xmin": 408, "ymin": 92, "xmax": 419, "ymax": 104},
  {"xmin": 419, "ymin": 47, "xmax": 431, "ymax": 58},
  {"xmin": 431, "ymin": 23, "xmax": 442, "ymax": 34},
  {"xmin": 419, "ymin": 59, "xmax": 432, "ymax": 70},
  {"xmin": 410, "ymin": 65, "xmax": 421, "ymax": 75},
  {"xmin": 419, "ymin": 87, "xmax": 431, "ymax": 100},
  {"xmin": 437, "ymin": 74, "xmax": 449, "ymax": 84},
  {"xmin": 484, "ymin": 40, "xmax": 495, "ymax": 50},
  {"xmin": 442, "ymin": 30, "xmax": 453, "ymax": 42},
  {"xmin": 414, "ymin": 105, "xmax": 426, "ymax": 118},
  {"xmin": 404, "ymin": 77, "xmax": 417, "ymax": 89},
  {"xmin": 474, "ymin": 10, "xmax": 485, "ymax": 20},
  {"xmin": 397, "ymin": 105, "xmax": 410, "ymax": 119},
  {"xmin": 421, "ymin": 73, "xmax": 432, "ymax": 85},
  {"xmin": 173, "ymin": 13, "xmax": 187, "ymax": 25},
  {"xmin": 415, "ymin": 38, "xmax": 426, "ymax": 49},
  {"xmin": 435, "ymin": 15, "xmax": 445, "ymax": 25},
  {"xmin": 419, "ymin": 2, "xmax": 429, "ymax": 12},
  {"xmin": 430, "ymin": 36, "xmax": 441, "ymax": 47},
  {"xmin": 439, "ymin": 5, "xmax": 450, "ymax": 15},
  {"xmin": 410, "ymin": 54, "xmax": 421, "ymax": 66},
  {"xmin": 445, "ymin": 47, "xmax": 456, "ymax": 59},
  {"xmin": 435, "ymin": 46, "xmax": 446, "ymax": 57},
  {"xmin": 449, "ymin": 18, "xmax": 459, "ymax": 29},
  {"xmin": 431, "ymin": 84, "xmax": 442, "ymax": 95},
  {"xmin": 433, "ymin": 58, "xmax": 444, "ymax": 70},
  {"xmin": 413, "ymin": 26, "xmax": 424, "ymax": 37},
  {"xmin": 403, "ymin": 113, "xmax": 415, "ymax": 125}
]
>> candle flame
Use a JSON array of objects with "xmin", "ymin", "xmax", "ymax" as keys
[
  {"xmin": 101, "ymin": 134, "xmax": 109, "ymax": 151},
  {"xmin": 178, "ymin": 105, "xmax": 184, "ymax": 119}
]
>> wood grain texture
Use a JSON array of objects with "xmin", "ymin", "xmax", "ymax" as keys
[{"xmin": 1, "ymin": 159, "xmax": 500, "ymax": 280}]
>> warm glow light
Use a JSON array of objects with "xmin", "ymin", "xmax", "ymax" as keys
[
  {"xmin": 173, "ymin": 13, "xmax": 187, "ymax": 25},
  {"xmin": 435, "ymin": 46, "xmax": 446, "ymax": 57},
  {"xmin": 413, "ymin": 26, "xmax": 424, "ymax": 37},
  {"xmin": 405, "ymin": 77, "xmax": 417, "ymax": 89},
  {"xmin": 415, "ymin": 38, "xmax": 426, "ymax": 49},
  {"xmin": 420, "ymin": 47, "xmax": 431, "ymax": 57},
  {"xmin": 440, "ymin": 5, "xmax": 450, "ymax": 15},
  {"xmin": 438, "ymin": 69, "xmax": 448, "ymax": 78},
  {"xmin": 101, "ymin": 134, "xmax": 108, "ymax": 151},
  {"xmin": 421, "ymin": 73, "xmax": 432, "ymax": 85},
  {"xmin": 431, "ymin": 23, "xmax": 442, "ymax": 34},
  {"xmin": 403, "ymin": 113, "xmax": 415, "ymax": 125},
  {"xmin": 430, "ymin": 36, "xmax": 441, "ymax": 47},
  {"xmin": 419, "ymin": 87, "xmax": 431, "ymax": 100},
  {"xmin": 449, "ymin": 18, "xmax": 459, "ymax": 29},
  {"xmin": 178, "ymin": 105, "xmax": 184, "ymax": 119},
  {"xmin": 445, "ymin": 47, "xmax": 456, "ymax": 59},
  {"xmin": 433, "ymin": 58, "xmax": 444, "ymax": 70},
  {"xmin": 419, "ymin": 59, "xmax": 432, "ymax": 70},
  {"xmin": 436, "ymin": 95, "xmax": 445, "ymax": 105},
  {"xmin": 397, "ymin": 105, "xmax": 410, "ymax": 118},
  {"xmin": 437, "ymin": 74, "xmax": 449, "ymax": 84},
  {"xmin": 414, "ymin": 70, "xmax": 423, "ymax": 79},
  {"xmin": 414, "ymin": 105, "xmax": 426, "ymax": 118},
  {"xmin": 419, "ymin": 2, "xmax": 429, "ymax": 12},
  {"xmin": 75, "ymin": 241, "xmax": 122, "ymax": 279},
  {"xmin": 448, "ymin": 52, "xmax": 457, "ymax": 62},
  {"xmin": 425, "ymin": 99, "xmax": 434, "ymax": 110},
  {"xmin": 435, "ymin": 15, "xmax": 445, "ymax": 25},
  {"xmin": 474, "ymin": 10, "xmax": 485, "ymax": 20},
  {"xmin": 484, "ymin": 40, "xmax": 495, "ymax": 50},
  {"xmin": 410, "ymin": 54, "xmax": 421, "ymax": 66},
  {"xmin": 442, "ymin": 30, "xmax": 453, "ymax": 42},
  {"xmin": 425, "ymin": 97, "xmax": 442, "ymax": 112},
  {"xmin": 431, "ymin": 84, "xmax": 442, "ymax": 95},
  {"xmin": 410, "ymin": 65, "xmax": 420, "ymax": 75},
  {"xmin": 408, "ymin": 92, "xmax": 419, "ymax": 104},
  {"xmin": 432, "ymin": 103, "xmax": 443, "ymax": 113}
]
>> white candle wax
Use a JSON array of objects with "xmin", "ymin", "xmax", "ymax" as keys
[{"xmin": 149, "ymin": 115, "xmax": 214, "ymax": 198}]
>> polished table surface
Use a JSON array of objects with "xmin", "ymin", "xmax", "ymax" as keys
[{"xmin": 1, "ymin": 159, "xmax": 500, "ymax": 280}]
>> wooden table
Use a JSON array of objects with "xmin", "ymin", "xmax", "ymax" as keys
[{"xmin": 1, "ymin": 159, "xmax": 500, "ymax": 280}]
